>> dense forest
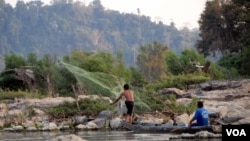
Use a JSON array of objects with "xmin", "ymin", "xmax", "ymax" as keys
[{"xmin": 0, "ymin": 0, "xmax": 200, "ymax": 69}]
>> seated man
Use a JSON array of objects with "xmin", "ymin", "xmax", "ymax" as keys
[{"xmin": 189, "ymin": 101, "xmax": 209, "ymax": 127}]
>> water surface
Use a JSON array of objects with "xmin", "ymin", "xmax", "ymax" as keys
[{"xmin": 0, "ymin": 131, "xmax": 222, "ymax": 141}]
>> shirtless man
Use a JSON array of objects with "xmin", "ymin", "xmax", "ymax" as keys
[{"xmin": 110, "ymin": 84, "xmax": 134, "ymax": 124}]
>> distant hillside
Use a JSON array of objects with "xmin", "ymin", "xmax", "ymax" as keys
[{"xmin": 0, "ymin": 0, "xmax": 200, "ymax": 68}]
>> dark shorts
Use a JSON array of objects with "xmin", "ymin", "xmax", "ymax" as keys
[{"xmin": 125, "ymin": 101, "xmax": 134, "ymax": 116}]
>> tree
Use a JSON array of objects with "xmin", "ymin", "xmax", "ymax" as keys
[
  {"xmin": 196, "ymin": 0, "xmax": 224, "ymax": 56},
  {"xmin": 166, "ymin": 49, "xmax": 206, "ymax": 75},
  {"xmin": 137, "ymin": 41, "xmax": 168, "ymax": 82},
  {"xmin": 197, "ymin": 0, "xmax": 249, "ymax": 57}
]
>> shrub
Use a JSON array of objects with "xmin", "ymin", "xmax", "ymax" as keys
[
  {"xmin": 47, "ymin": 98, "xmax": 113, "ymax": 118},
  {"xmin": 0, "ymin": 89, "xmax": 43, "ymax": 101}
]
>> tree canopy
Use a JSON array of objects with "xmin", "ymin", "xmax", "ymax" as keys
[{"xmin": 0, "ymin": 0, "xmax": 199, "ymax": 69}]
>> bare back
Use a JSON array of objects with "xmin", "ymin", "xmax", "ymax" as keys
[{"xmin": 122, "ymin": 90, "xmax": 134, "ymax": 102}]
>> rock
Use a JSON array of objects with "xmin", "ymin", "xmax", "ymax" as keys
[
  {"xmin": 7, "ymin": 109, "xmax": 23, "ymax": 116},
  {"xmin": 78, "ymin": 95, "xmax": 112, "ymax": 103},
  {"xmin": 58, "ymin": 123, "xmax": 71, "ymax": 130},
  {"xmin": 158, "ymin": 88, "xmax": 192, "ymax": 98},
  {"xmin": 219, "ymin": 106, "xmax": 229, "ymax": 118},
  {"xmin": 188, "ymin": 79, "xmax": 250, "ymax": 100},
  {"xmin": 86, "ymin": 121, "xmax": 98, "ymax": 129},
  {"xmin": 46, "ymin": 134, "xmax": 86, "ymax": 141},
  {"xmin": 0, "ymin": 121, "xmax": 4, "ymax": 127},
  {"xmin": 74, "ymin": 116, "xmax": 88, "ymax": 125},
  {"xmin": 33, "ymin": 108, "xmax": 45, "ymax": 115},
  {"xmin": 3, "ymin": 128, "xmax": 14, "ymax": 131},
  {"xmin": 232, "ymin": 116, "xmax": 250, "ymax": 125},
  {"xmin": 12, "ymin": 125, "xmax": 24, "ymax": 131},
  {"xmin": 22, "ymin": 121, "xmax": 35, "ymax": 129},
  {"xmin": 26, "ymin": 126, "xmax": 37, "ymax": 131},
  {"xmin": 25, "ymin": 97, "xmax": 75, "ymax": 109},
  {"xmin": 110, "ymin": 117, "xmax": 122, "ymax": 129},
  {"xmin": 0, "ymin": 103, "xmax": 8, "ymax": 117},
  {"xmin": 97, "ymin": 110, "xmax": 112, "ymax": 119},
  {"xmin": 175, "ymin": 113, "xmax": 190, "ymax": 125},
  {"xmin": 42, "ymin": 122, "xmax": 58, "ymax": 131},
  {"xmin": 75, "ymin": 124, "xmax": 87, "ymax": 130},
  {"xmin": 91, "ymin": 118, "xmax": 108, "ymax": 128}
]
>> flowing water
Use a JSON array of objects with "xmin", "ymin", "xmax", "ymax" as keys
[{"xmin": 0, "ymin": 131, "xmax": 221, "ymax": 141}]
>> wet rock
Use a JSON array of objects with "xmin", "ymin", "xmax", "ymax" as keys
[
  {"xmin": 85, "ymin": 121, "xmax": 98, "ymax": 129},
  {"xmin": 158, "ymin": 88, "xmax": 192, "ymax": 98},
  {"xmin": 97, "ymin": 110, "xmax": 113, "ymax": 119},
  {"xmin": 92, "ymin": 118, "xmax": 109, "ymax": 128},
  {"xmin": 75, "ymin": 124, "xmax": 87, "ymax": 130},
  {"xmin": 46, "ymin": 134, "xmax": 86, "ymax": 141},
  {"xmin": 42, "ymin": 122, "xmax": 58, "ymax": 131},
  {"xmin": 110, "ymin": 117, "xmax": 122, "ymax": 129},
  {"xmin": 12, "ymin": 125, "xmax": 24, "ymax": 131},
  {"xmin": 74, "ymin": 116, "xmax": 88, "ymax": 125}
]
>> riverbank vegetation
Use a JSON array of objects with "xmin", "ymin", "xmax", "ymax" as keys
[{"xmin": 0, "ymin": 46, "xmax": 238, "ymax": 118}]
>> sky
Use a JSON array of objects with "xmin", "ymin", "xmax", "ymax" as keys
[{"xmin": 5, "ymin": 0, "xmax": 207, "ymax": 29}]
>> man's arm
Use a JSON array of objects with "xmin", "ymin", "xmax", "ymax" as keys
[
  {"xmin": 188, "ymin": 118, "xmax": 195, "ymax": 127},
  {"xmin": 110, "ymin": 93, "xmax": 123, "ymax": 105},
  {"xmin": 189, "ymin": 110, "xmax": 198, "ymax": 127}
]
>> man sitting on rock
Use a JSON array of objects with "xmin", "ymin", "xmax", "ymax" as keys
[{"xmin": 189, "ymin": 101, "xmax": 209, "ymax": 127}]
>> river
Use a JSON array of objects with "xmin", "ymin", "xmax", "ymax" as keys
[{"xmin": 0, "ymin": 131, "xmax": 221, "ymax": 141}]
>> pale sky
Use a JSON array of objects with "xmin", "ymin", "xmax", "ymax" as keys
[{"xmin": 5, "ymin": 0, "xmax": 207, "ymax": 29}]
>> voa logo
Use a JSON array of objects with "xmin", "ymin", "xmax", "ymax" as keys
[{"xmin": 226, "ymin": 129, "xmax": 246, "ymax": 136}]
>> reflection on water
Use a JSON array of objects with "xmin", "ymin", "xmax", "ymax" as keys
[{"xmin": 0, "ymin": 131, "xmax": 222, "ymax": 141}]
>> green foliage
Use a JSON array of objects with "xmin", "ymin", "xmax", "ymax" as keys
[
  {"xmin": 166, "ymin": 49, "xmax": 206, "ymax": 75},
  {"xmin": 47, "ymin": 101, "xmax": 79, "ymax": 117},
  {"xmin": 47, "ymin": 98, "xmax": 112, "ymax": 117},
  {"xmin": 137, "ymin": 41, "xmax": 168, "ymax": 82},
  {"xmin": 215, "ymin": 55, "xmax": 241, "ymax": 79},
  {"xmin": 129, "ymin": 67, "xmax": 147, "ymax": 87},
  {"xmin": 4, "ymin": 52, "xmax": 26, "ymax": 69},
  {"xmin": 0, "ymin": 89, "xmax": 43, "ymax": 101},
  {"xmin": 218, "ymin": 54, "xmax": 241, "ymax": 70},
  {"xmin": 135, "ymin": 90, "xmax": 199, "ymax": 115},
  {"xmin": 197, "ymin": 0, "xmax": 249, "ymax": 76},
  {"xmin": 64, "ymin": 51, "xmax": 132, "ymax": 82},
  {"xmin": 146, "ymin": 73, "xmax": 210, "ymax": 91},
  {"xmin": 237, "ymin": 32, "xmax": 250, "ymax": 76},
  {"xmin": 54, "ymin": 67, "xmax": 76, "ymax": 97},
  {"xmin": 27, "ymin": 106, "xmax": 36, "ymax": 117},
  {"xmin": 138, "ymin": 92, "xmax": 165, "ymax": 112},
  {"xmin": 61, "ymin": 61, "xmax": 124, "ymax": 99},
  {"xmin": 161, "ymin": 94, "xmax": 199, "ymax": 114},
  {"xmin": 0, "ymin": 52, "xmax": 77, "ymax": 97},
  {"xmin": 165, "ymin": 51, "xmax": 182, "ymax": 75}
]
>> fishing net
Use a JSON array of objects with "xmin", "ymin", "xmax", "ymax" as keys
[
  {"xmin": 61, "ymin": 61, "xmax": 151, "ymax": 114},
  {"xmin": 61, "ymin": 61, "xmax": 124, "ymax": 99}
]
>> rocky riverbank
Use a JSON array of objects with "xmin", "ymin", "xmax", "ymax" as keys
[{"xmin": 0, "ymin": 79, "xmax": 249, "ymax": 140}]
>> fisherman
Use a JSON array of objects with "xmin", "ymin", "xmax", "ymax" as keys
[
  {"xmin": 110, "ymin": 84, "xmax": 134, "ymax": 124},
  {"xmin": 189, "ymin": 101, "xmax": 209, "ymax": 127}
]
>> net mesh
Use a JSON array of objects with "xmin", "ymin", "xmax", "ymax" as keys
[
  {"xmin": 61, "ymin": 61, "xmax": 124, "ymax": 99},
  {"xmin": 61, "ymin": 61, "xmax": 151, "ymax": 114}
]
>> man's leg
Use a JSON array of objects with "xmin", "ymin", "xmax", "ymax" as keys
[
  {"xmin": 128, "ymin": 115, "xmax": 133, "ymax": 124},
  {"xmin": 125, "ymin": 114, "xmax": 129, "ymax": 123}
]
